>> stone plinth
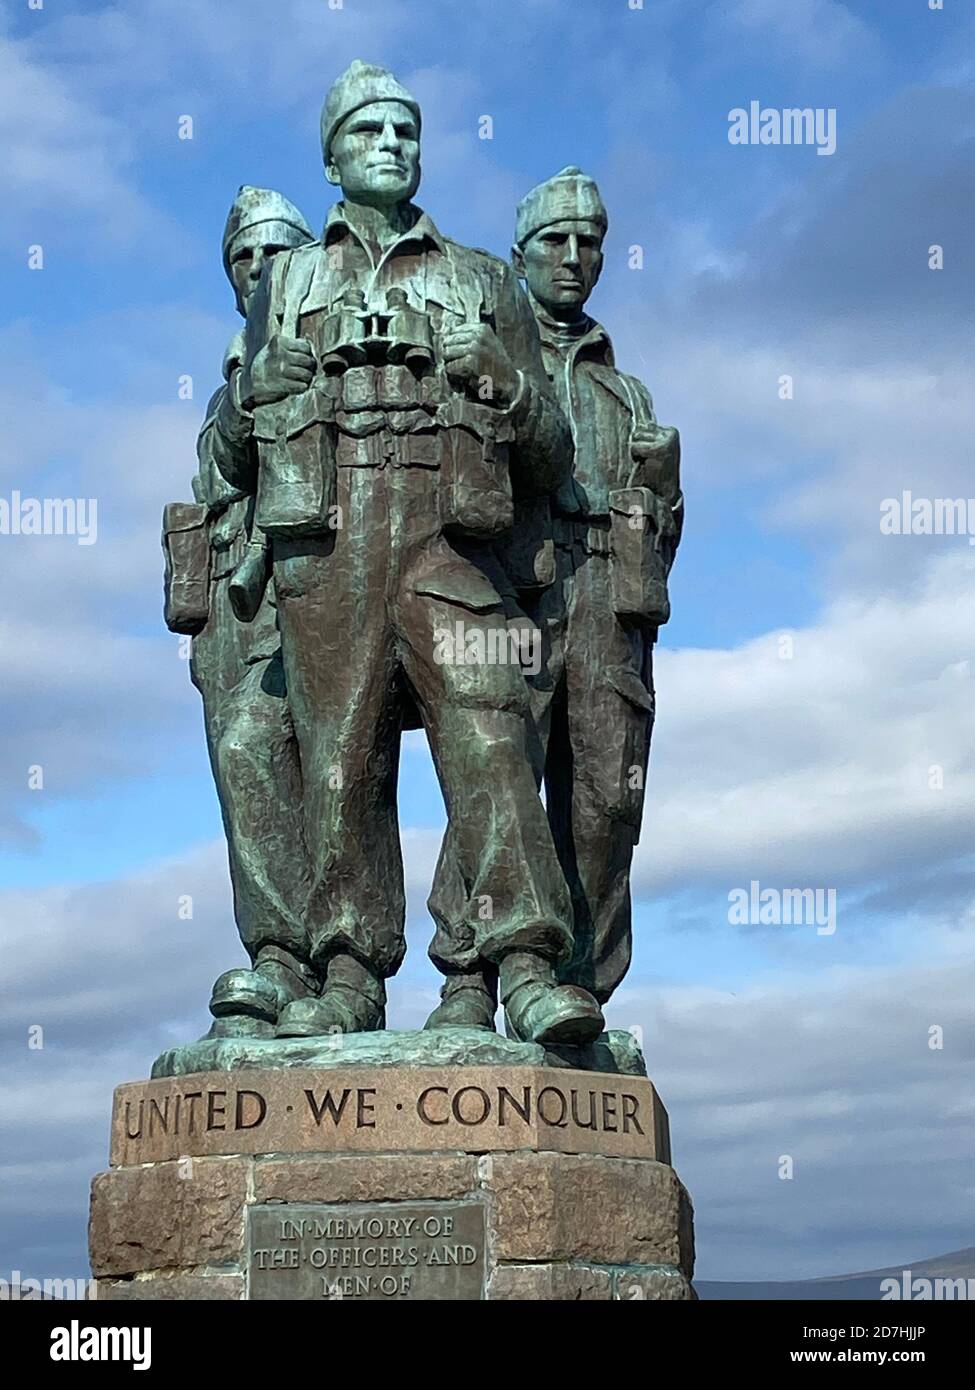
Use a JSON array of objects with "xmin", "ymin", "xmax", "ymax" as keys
[{"xmin": 90, "ymin": 1063, "xmax": 695, "ymax": 1301}]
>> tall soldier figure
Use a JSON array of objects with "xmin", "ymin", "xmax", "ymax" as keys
[
  {"xmin": 163, "ymin": 187, "xmax": 319, "ymax": 1036},
  {"xmin": 426, "ymin": 168, "xmax": 683, "ymax": 1028},
  {"xmin": 225, "ymin": 64, "xmax": 604, "ymax": 1044}
]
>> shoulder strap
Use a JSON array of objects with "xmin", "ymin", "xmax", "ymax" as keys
[{"xmin": 613, "ymin": 371, "xmax": 656, "ymax": 490}]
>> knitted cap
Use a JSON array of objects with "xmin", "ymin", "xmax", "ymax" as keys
[
  {"xmin": 222, "ymin": 186, "xmax": 313, "ymax": 272},
  {"xmin": 515, "ymin": 167, "xmax": 608, "ymax": 247},
  {"xmin": 320, "ymin": 59, "xmax": 421, "ymax": 164}
]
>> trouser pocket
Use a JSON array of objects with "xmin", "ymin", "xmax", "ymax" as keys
[{"xmin": 594, "ymin": 662, "xmax": 655, "ymax": 831}]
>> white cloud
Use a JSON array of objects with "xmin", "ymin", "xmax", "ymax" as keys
[
  {"xmin": 609, "ymin": 951, "xmax": 975, "ymax": 1279},
  {"xmin": 0, "ymin": 35, "xmax": 156, "ymax": 246},
  {"xmin": 640, "ymin": 551, "xmax": 975, "ymax": 893}
]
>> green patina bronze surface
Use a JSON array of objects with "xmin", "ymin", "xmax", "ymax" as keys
[
  {"xmin": 161, "ymin": 65, "xmax": 681, "ymax": 1077},
  {"xmin": 150, "ymin": 1027, "xmax": 646, "ymax": 1079}
]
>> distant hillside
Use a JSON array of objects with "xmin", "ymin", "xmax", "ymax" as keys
[{"xmin": 697, "ymin": 1246, "xmax": 975, "ymax": 1300}]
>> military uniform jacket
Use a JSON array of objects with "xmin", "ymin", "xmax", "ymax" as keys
[
  {"xmin": 224, "ymin": 203, "xmax": 570, "ymax": 518},
  {"xmin": 538, "ymin": 314, "xmax": 683, "ymax": 528}
]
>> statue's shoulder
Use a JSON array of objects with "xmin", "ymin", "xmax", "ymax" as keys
[
  {"xmin": 615, "ymin": 367, "xmax": 656, "ymax": 420},
  {"xmin": 443, "ymin": 237, "xmax": 508, "ymax": 284},
  {"xmin": 281, "ymin": 240, "xmax": 320, "ymax": 267},
  {"xmin": 278, "ymin": 241, "xmax": 321, "ymax": 282}
]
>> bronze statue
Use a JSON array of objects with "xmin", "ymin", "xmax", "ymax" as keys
[
  {"xmin": 210, "ymin": 64, "xmax": 607, "ymax": 1046},
  {"xmin": 163, "ymin": 187, "xmax": 322, "ymax": 1037},
  {"xmin": 426, "ymin": 168, "xmax": 682, "ymax": 1029},
  {"xmin": 164, "ymin": 80, "xmax": 681, "ymax": 1061}
]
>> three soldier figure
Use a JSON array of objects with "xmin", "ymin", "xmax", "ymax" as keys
[{"xmin": 164, "ymin": 62, "xmax": 682, "ymax": 1050}]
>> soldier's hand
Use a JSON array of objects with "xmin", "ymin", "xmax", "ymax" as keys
[
  {"xmin": 630, "ymin": 424, "xmax": 675, "ymax": 459},
  {"xmin": 245, "ymin": 335, "xmax": 316, "ymax": 407},
  {"xmin": 630, "ymin": 424, "xmax": 681, "ymax": 499},
  {"xmin": 441, "ymin": 324, "xmax": 521, "ymax": 406}
]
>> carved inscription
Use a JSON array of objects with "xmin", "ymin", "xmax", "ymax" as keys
[
  {"xmin": 247, "ymin": 1202, "xmax": 486, "ymax": 1300},
  {"xmin": 110, "ymin": 1067, "xmax": 668, "ymax": 1165}
]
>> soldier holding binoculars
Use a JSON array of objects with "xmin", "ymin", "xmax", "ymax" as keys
[{"xmin": 214, "ymin": 62, "xmax": 606, "ymax": 1046}]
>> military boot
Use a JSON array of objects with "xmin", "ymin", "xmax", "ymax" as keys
[
  {"xmin": 424, "ymin": 968, "xmax": 498, "ymax": 1031},
  {"xmin": 501, "ymin": 950, "xmax": 604, "ymax": 1046},
  {"xmin": 207, "ymin": 946, "xmax": 319, "ymax": 1038},
  {"xmin": 276, "ymin": 952, "xmax": 386, "ymax": 1037}
]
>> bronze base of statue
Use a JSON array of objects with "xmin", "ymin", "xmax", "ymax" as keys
[{"xmin": 149, "ymin": 1025, "xmax": 649, "ymax": 1079}]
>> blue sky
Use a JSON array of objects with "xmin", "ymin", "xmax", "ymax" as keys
[{"xmin": 1, "ymin": 0, "xmax": 974, "ymax": 1286}]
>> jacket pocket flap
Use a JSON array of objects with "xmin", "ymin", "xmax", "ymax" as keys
[
  {"xmin": 414, "ymin": 563, "xmax": 502, "ymax": 613},
  {"xmin": 606, "ymin": 664, "xmax": 654, "ymax": 712},
  {"xmin": 609, "ymin": 486, "xmax": 653, "ymax": 520},
  {"xmin": 162, "ymin": 501, "xmax": 207, "ymax": 535},
  {"xmin": 253, "ymin": 391, "xmax": 333, "ymax": 443}
]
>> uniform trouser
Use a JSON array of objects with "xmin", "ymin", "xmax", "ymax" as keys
[
  {"xmin": 271, "ymin": 459, "xmax": 573, "ymax": 981},
  {"xmin": 430, "ymin": 524, "xmax": 655, "ymax": 1003},
  {"xmin": 191, "ymin": 575, "xmax": 311, "ymax": 964}
]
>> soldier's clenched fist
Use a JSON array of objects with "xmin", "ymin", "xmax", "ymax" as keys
[
  {"xmin": 243, "ymin": 335, "xmax": 316, "ymax": 407},
  {"xmin": 630, "ymin": 423, "xmax": 681, "ymax": 503},
  {"xmin": 442, "ymin": 324, "xmax": 521, "ymax": 407}
]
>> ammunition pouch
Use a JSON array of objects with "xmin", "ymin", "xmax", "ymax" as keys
[
  {"xmin": 609, "ymin": 486, "xmax": 673, "ymax": 627},
  {"xmin": 253, "ymin": 389, "xmax": 337, "ymax": 539},
  {"xmin": 336, "ymin": 364, "xmax": 438, "ymax": 416},
  {"xmin": 437, "ymin": 396, "xmax": 514, "ymax": 541},
  {"xmin": 228, "ymin": 534, "xmax": 272, "ymax": 623},
  {"xmin": 162, "ymin": 501, "xmax": 209, "ymax": 634}
]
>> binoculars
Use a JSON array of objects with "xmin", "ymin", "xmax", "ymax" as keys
[{"xmin": 319, "ymin": 287, "xmax": 435, "ymax": 375}]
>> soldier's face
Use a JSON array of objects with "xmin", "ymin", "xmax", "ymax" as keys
[
  {"xmin": 228, "ymin": 230, "xmax": 291, "ymax": 315},
  {"xmin": 516, "ymin": 219, "xmax": 604, "ymax": 319},
  {"xmin": 327, "ymin": 100, "xmax": 421, "ymax": 208}
]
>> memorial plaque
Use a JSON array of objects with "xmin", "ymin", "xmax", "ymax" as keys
[{"xmin": 247, "ymin": 1200, "xmax": 487, "ymax": 1300}]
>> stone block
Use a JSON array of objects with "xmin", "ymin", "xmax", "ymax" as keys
[
  {"xmin": 254, "ymin": 1152, "xmax": 478, "ymax": 1204},
  {"xmin": 89, "ymin": 1157, "xmax": 250, "ymax": 1277},
  {"xmin": 488, "ymin": 1263, "xmax": 613, "ymax": 1300},
  {"xmin": 96, "ymin": 1273, "xmax": 244, "ymax": 1301},
  {"xmin": 485, "ymin": 1152, "xmax": 694, "ymax": 1272}
]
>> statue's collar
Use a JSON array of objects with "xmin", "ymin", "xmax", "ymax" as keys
[
  {"xmin": 322, "ymin": 202, "xmax": 447, "ymax": 257},
  {"xmin": 534, "ymin": 308, "xmax": 615, "ymax": 364}
]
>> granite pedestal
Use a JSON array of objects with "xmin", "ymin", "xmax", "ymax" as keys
[{"xmin": 89, "ymin": 1032, "xmax": 695, "ymax": 1301}]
